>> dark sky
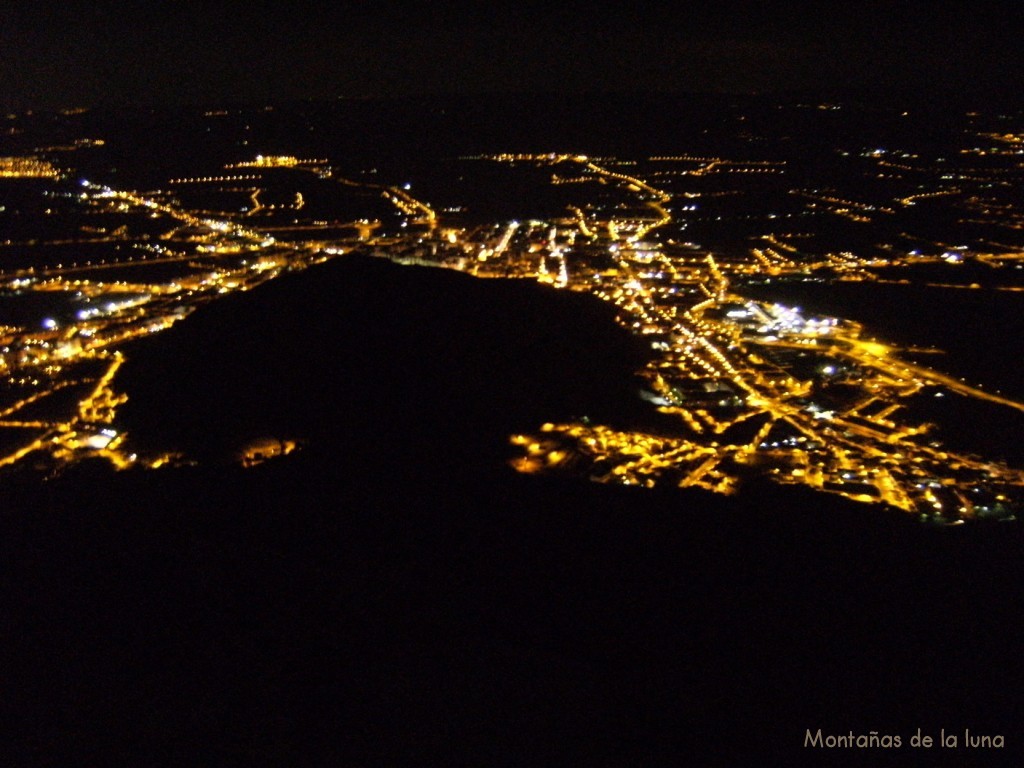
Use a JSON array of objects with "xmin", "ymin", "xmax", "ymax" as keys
[{"xmin": 1, "ymin": 2, "xmax": 1021, "ymax": 110}]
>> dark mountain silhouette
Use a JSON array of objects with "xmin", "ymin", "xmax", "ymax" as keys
[{"xmin": 113, "ymin": 254, "xmax": 654, "ymax": 465}]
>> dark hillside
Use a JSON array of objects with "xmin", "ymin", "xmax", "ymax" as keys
[{"xmin": 114, "ymin": 255, "xmax": 652, "ymax": 466}]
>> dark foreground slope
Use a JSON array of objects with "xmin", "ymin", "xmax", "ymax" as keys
[{"xmin": 3, "ymin": 257, "xmax": 1024, "ymax": 766}]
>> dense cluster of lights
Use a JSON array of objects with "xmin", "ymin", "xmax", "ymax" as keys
[
  {"xmin": 0, "ymin": 156, "xmax": 60, "ymax": 178},
  {"xmin": 426, "ymin": 153, "xmax": 1024, "ymax": 521},
  {"xmin": 4, "ymin": 126, "xmax": 1024, "ymax": 521}
]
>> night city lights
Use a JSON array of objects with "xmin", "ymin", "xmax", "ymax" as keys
[{"xmin": 3, "ymin": 3, "xmax": 1024, "ymax": 764}]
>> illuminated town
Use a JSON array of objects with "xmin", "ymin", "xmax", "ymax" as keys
[{"xmin": 3, "ymin": 101, "xmax": 1024, "ymax": 522}]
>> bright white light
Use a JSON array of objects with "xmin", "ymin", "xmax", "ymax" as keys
[{"xmin": 85, "ymin": 433, "xmax": 113, "ymax": 450}]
